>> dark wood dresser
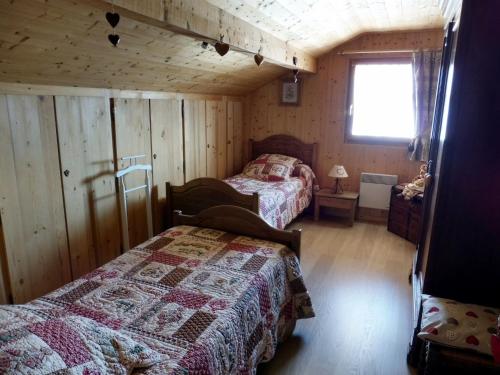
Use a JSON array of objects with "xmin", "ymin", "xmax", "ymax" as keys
[{"xmin": 387, "ymin": 185, "xmax": 423, "ymax": 244}]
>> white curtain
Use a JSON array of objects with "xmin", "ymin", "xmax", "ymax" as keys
[{"xmin": 408, "ymin": 50, "xmax": 442, "ymax": 161}]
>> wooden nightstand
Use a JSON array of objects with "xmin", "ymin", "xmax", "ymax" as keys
[{"xmin": 314, "ymin": 189, "xmax": 359, "ymax": 226}]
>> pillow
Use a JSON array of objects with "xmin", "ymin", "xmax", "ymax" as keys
[
  {"xmin": 418, "ymin": 295, "xmax": 500, "ymax": 357},
  {"xmin": 243, "ymin": 154, "xmax": 301, "ymax": 182},
  {"xmin": 0, "ymin": 315, "xmax": 164, "ymax": 374},
  {"xmin": 292, "ymin": 163, "xmax": 318, "ymax": 191}
]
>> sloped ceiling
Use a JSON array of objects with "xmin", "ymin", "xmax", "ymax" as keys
[
  {"xmin": 0, "ymin": 0, "xmax": 286, "ymax": 95},
  {"xmin": 206, "ymin": 0, "xmax": 445, "ymax": 56},
  {"xmin": 0, "ymin": 0, "xmax": 445, "ymax": 95}
]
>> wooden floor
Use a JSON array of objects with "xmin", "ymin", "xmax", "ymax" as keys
[{"xmin": 259, "ymin": 217, "xmax": 417, "ymax": 375}]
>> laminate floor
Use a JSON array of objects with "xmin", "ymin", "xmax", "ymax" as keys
[{"xmin": 258, "ymin": 217, "xmax": 417, "ymax": 375}]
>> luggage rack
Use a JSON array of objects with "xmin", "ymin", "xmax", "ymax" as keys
[{"xmin": 115, "ymin": 155, "xmax": 153, "ymax": 251}]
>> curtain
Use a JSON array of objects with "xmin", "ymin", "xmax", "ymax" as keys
[{"xmin": 408, "ymin": 50, "xmax": 442, "ymax": 161}]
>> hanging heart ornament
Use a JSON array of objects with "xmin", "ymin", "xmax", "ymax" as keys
[
  {"xmin": 214, "ymin": 42, "xmax": 230, "ymax": 56},
  {"xmin": 106, "ymin": 12, "xmax": 120, "ymax": 28},
  {"xmin": 108, "ymin": 34, "xmax": 120, "ymax": 47},
  {"xmin": 254, "ymin": 53, "xmax": 264, "ymax": 66}
]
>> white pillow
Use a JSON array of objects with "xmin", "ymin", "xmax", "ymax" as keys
[{"xmin": 418, "ymin": 295, "xmax": 499, "ymax": 356}]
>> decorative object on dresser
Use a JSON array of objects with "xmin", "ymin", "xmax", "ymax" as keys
[
  {"xmin": 387, "ymin": 184, "xmax": 423, "ymax": 244},
  {"xmin": 314, "ymin": 189, "xmax": 359, "ymax": 226},
  {"xmin": 328, "ymin": 165, "xmax": 348, "ymax": 194}
]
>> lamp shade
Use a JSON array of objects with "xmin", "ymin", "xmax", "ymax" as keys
[{"xmin": 328, "ymin": 165, "xmax": 348, "ymax": 178}]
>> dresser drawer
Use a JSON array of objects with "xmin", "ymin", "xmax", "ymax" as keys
[
  {"xmin": 390, "ymin": 195, "xmax": 410, "ymax": 211},
  {"xmin": 389, "ymin": 208, "xmax": 409, "ymax": 226},
  {"xmin": 388, "ymin": 220, "xmax": 408, "ymax": 238},
  {"xmin": 317, "ymin": 196, "xmax": 353, "ymax": 210}
]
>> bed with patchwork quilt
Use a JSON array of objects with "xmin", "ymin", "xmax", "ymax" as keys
[
  {"xmin": 0, "ymin": 215, "xmax": 314, "ymax": 374},
  {"xmin": 166, "ymin": 135, "xmax": 318, "ymax": 230}
]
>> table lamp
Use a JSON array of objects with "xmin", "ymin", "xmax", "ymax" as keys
[{"xmin": 328, "ymin": 165, "xmax": 348, "ymax": 194}]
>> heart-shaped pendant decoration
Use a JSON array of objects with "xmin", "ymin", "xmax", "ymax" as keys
[
  {"xmin": 254, "ymin": 53, "xmax": 264, "ymax": 66},
  {"xmin": 214, "ymin": 42, "xmax": 229, "ymax": 56},
  {"xmin": 108, "ymin": 34, "xmax": 120, "ymax": 47},
  {"xmin": 106, "ymin": 12, "xmax": 120, "ymax": 28}
]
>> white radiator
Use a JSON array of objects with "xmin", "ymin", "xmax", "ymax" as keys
[{"xmin": 359, "ymin": 173, "xmax": 398, "ymax": 210}]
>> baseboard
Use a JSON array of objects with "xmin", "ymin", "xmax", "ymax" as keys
[{"xmin": 357, "ymin": 207, "xmax": 389, "ymax": 224}]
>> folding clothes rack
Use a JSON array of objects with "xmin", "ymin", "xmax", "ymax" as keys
[{"xmin": 115, "ymin": 155, "xmax": 153, "ymax": 251}]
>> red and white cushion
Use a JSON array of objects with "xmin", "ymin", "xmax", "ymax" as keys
[
  {"xmin": 418, "ymin": 295, "xmax": 500, "ymax": 357},
  {"xmin": 243, "ymin": 154, "xmax": 301, "ymax": 182}
]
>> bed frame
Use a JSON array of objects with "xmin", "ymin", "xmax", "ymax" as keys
[
  {"xmin": 165, "ymin": 178, "xmax": 259, "ymax": 227},
  {"xmin": 173, "ymin": 205, "xmax": 301, "ymax": 259},
  {"xmin": 165, "ymin": 134, "xmax": 318, "ymax": 228},
  {"xmin": 249, "ymin": 134, "xmax": 318, "ymax": 172}
]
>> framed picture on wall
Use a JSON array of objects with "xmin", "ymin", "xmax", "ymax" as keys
[{"xmin": 280, "ymin": 79, "xmax": 301, "ymax": 106}]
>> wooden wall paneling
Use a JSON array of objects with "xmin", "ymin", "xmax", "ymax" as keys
[
  {"xmin": 231, "ymin": 101, "xmax": 244, "ymax": 173},
  {"xmin": 55, "ymin": 96, "xmax": 120, "ymax": 278},
  {"xmin": 0, "ymin": 201, "xmax": 12, "ymax": 303},
  {"xmin": 244, "ymin": 30, "xmax": 444, "ymax": 191},
  {"xmin": 206, "ymin": 100, "xmax": 219, "ymax": 178},
  {"xmin": 0, "ymin": 95, "xmax": 71, "ymax": 303},
  {"xmin": 113, "ymin": 98, "xmax": 152, "ymax": 248},
  {"xmin": 226, "ymin": 101, "xmax": 235, "ymax": 177},
  {"xmin": 150, "ymin": 99, "xmax": 184, "ymax": 233},
  {"xmin": 183, "ymin": 100, "xmax": 207, "ymax": 181},
  {"xmin": 216, "ymin": 101, "xmax": 228, "ymax": 179}
]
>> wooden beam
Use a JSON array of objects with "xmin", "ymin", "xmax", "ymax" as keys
[{"xmin": 99, "ymin": 0, "xmax": 317, "ymax": 73}]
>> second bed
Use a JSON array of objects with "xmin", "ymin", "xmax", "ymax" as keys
[{"xmin": 166, "ymin": 135, "xmax": 318, "ymax": 229}]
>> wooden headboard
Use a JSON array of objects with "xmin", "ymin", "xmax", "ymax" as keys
[
  {"xmin": 249, "ymin": 135, "xmax": 318, "ymax": 171},
  {"xmin": 173, "ymin": 205, "xmax": 301, "ymax": 259}
]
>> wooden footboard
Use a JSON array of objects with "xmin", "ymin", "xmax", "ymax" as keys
[
  {"xmin": 173, "ymin": 205, "xmax": 301, "ymax": 259},
  {"xmin": 166, "ymin": 177, "xmax": 259, "ymax": 228}
]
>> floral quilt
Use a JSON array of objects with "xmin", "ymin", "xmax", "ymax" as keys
[
  {"xmin": 0, "ymin": 225, "xmax": 314, "ymax": 374},
  {"xmin": 224, "ymin": 174, "xmax": 313, "ymax": 229}
]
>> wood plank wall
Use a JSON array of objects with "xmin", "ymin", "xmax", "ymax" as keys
[
  {"xmin": 244, "ymin": 30, "xmax": 444, "ymax": 191},
  {"xmin": 0, "ymin": 95, "xmax": 72, "ymax": 302},
  {"xmin": 0, "ymin": 84, "xmax": 243, "ymax": 303}
]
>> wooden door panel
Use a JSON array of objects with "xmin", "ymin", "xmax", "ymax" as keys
[
  {"xmin": 55, "ymin": 96, "xmax": 120, "ymax": 277},
  {"xmin": 0, "ymin": 95, "xmax": 71, "ymax": 302},
  {"xmin": 113, "ymin": 98, "xmax": 152, "ymax": 248},
  {"xmin": 150, "ymin": 99, "xmax": 183, "ymax": 233},
  {"xmin": 184, "ymin": 100, "xmax": 207, "ymax": 181}
]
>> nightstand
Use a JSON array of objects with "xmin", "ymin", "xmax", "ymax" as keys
[{"xmin": 314, "ymin": 189, "xmax": 359, "ymax": 226}]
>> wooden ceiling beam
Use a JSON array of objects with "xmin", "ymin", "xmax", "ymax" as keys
[{"xmin": 97, "ymin": 0, "xmax": 317, "ymax": 73}]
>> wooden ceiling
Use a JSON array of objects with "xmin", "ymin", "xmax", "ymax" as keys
[
  {"xmin": 0, "ymin": 0, "xmax": 445, "ymax": 95},
  {"xmin": 0, "ymin": 0, "xmax": 291, "ymax": 95},
  {"xmin": 206, "ymin": 0, "xmax": 445, "ymax": 56}
]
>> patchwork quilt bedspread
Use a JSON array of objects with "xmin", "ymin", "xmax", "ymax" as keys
[
  {"xmin": 0, "ymin": 225, "xmax": 314, "ymax": 374},
  {"xmin": 224, "ymin": 175, "xmax": 313, "ymax": 229}
]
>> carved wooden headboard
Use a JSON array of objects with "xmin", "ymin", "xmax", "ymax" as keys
[{"xmin": 248, "ymin": 134, "xmax": 318, "ymax": 171}]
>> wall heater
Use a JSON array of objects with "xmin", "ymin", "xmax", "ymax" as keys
[{"xmin": 359, "ymin": 173, "xmax": 398, "ymax": 210}]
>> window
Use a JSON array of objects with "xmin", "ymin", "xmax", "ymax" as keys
[{"xmin": 346, "ymin": 58, "xmax": 415, "ymax": 144}]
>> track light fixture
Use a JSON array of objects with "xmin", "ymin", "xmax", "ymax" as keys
[{"xmin": 214, "ymin": 35, "xmax": 230, "ymax": 56}]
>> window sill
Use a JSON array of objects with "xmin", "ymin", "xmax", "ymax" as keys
[{"xmin": 345, "ymin": 135, "xmax": 412, "ymax": 147}]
